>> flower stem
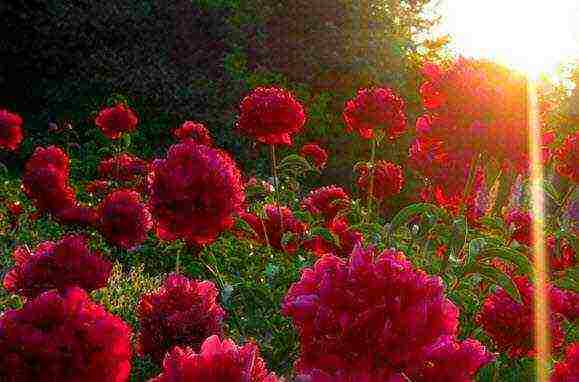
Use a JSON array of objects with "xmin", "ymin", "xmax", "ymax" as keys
[
  {"xmin": 459, "ymin": 153, "xmax": 481, "ymax": 216},
  {"xmin": 270, "ymin": 145, "xmax": 284, "ymax": 232},
  {"xmin": 556, "ymin": 184, "xmax": 576, "ymax": 220},
  {"xmin": 367, "ymin": 137, "xmax": 377, "ymax": 222},
  {"xmin": 175, "ymin": 250, "xmax": 180, "ymax": 274}
]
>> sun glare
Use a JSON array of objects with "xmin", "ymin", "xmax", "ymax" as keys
[{"xmin": 440, "ymin": 0, "xmax": 579, "ymax": 77}]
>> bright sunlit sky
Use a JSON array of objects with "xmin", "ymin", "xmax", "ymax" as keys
[{"xmin": 436, "ymin": 0, "xmax": 579, "ymax": 78}]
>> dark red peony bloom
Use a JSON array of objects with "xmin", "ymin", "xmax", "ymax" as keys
[
  {"xmin": 301, "ymin": 186, "xmax": 350, "ymax": 222},
  {"xmin": 3, "ymin": 235, "xmax": 112, "ymax": 299},
  {"xmin": 477, "ymin": 276, "xmax": 568, "ymax": 358},
  {"xmin": 282, "ymin": 245, "xmax": 484, "ymax": 375},
  {"xmin": 95, "ymin": 103, "xmax": 139, "ymax": 140},
  {"xmin": 22, "ymin": 146, "xmax": 77, "ymax": 216},
  {"xmin": 173, "ymin": 121, "xmax": 213, "ymax": 146},
  {"xmin": 554, "ymin": 132, "xmax": 578, "ymax": 183},
  {"xmin": 0, "ymin": 287, "xmax": 132, "ymax": 382},
  {"xmin": 302, "ymin": 217, "xmax": 363, "ymax": 258},
  {"xmin": 343, "ymin": 87, "xmax": 406, "ymax": 140},
  {"xmin": 150, "ymin": 335, "xmax": 280, "ymax": 382},
  {"xmin": 545, "ymin": 235, "xmax": 576, "ymax": 274},
  {"xmin": 149, "ymin": 141, "xmax": 245, "ymax": 245},
  {"xmin": 236, "ymin": 204, "xmax": 307, "ymax": 253},
  {"xmin": 552, "ymin": 343, "xmax": 579, "ymax": 382},
  {"xmin": 236, "ymin": 86, "xmax": 306, "ymax": 145},
  {"xmin": 405, "ymin": 336, "xmax": 494, "ymax": 382},
  {"xmin": 0, "ymin": 109, "xmax": 24, "ymax": 151},
  {"xmin": 300, "ymin": 143, "xmax": 328, "ymax": 168},
  {"xmin": 98, "ymin": 153, "xmax": 149, "ymax": 182},
  {"xmin": 356, "ymin": 160, "xmax": 404, "ymax": 201},
  {"xmin": 505, "ymin": 209, "xmax": 533, "ymax": 246},
  {"xmin": 98, "ymin": 189, "xmax": 152, "ymax": 249},
  {"xmin": 137, "ymin": 273, "xmax": 225, "ymax": 362}
]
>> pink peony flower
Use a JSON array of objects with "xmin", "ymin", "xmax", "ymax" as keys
[
  {"xmin": 283, "ymin": 244, "xmax": 473, "ymax": 374},
  {"xmin": 150, "ymin": 335, "xmax": 280, "ymax": 382}
]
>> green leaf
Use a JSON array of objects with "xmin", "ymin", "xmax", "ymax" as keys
[
  {"xmin": 281, "ymin": 232, "xmax": 296, "ymax": 247},
  {"xmin": 554, "ymin": 265, "xmax": 579, "ymax": 292},
  {"xmin": 472, "ymin": 265, "xmax": 522, "ymax": 303},
  {"xmin": 234, "ymin": 217, "xmax": 258, "ymax": 238},
  {"xmin": 309, "ymin": 226, "xmax": 340, "ymax": 246},
  {"xmin": 543, "ymin": 181, "xmax": 561, "ymax": 203},
  {"xmin": 277, "ymin": 154, "xmax": 319, "ymax": 176},
  {"xmin": 388, "ymin": 203, "xmax": 449, "ymax": 234},
  {"xmin": 122, "ymin": 133, "xmax": 131, "ymax": 150},
  {"xmin": 479, "ymin": 247, "xmax": 533, "ymax": 276}
]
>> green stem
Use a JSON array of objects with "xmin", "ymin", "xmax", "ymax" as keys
[
  {"xmin": 270, "ymin": 145, "xmax": 284, "ymax": 233},
  {"xmin": 367, "ymin": 137, "xmax": 377, "ymax": 222},
  {"xmin": 459, "ymin": 153, "xmax": 481, "ymax": 216},
  {"xmin": 175, "ymin": 250, "xmax": 181, "ymax": 274},
  {"xmin": 556, "ymin": 184, "xmax": 576, "ymax": 220}
]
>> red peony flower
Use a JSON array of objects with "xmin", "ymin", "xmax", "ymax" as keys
[
  {"xmin": 98, "ymin": 189, "xmax": 152, "ymax": 249},
  {"xmin": 86, "ymin": 180, "xmax": 112, "ymax": 195},
  {"xmin": 505, "ymin": 209, "xmax": 533, "ymax": 246},
  {"xmin": 7, "ymin": 200, "xmax": 23, "ymax": 217},
  {"xmin": 300, "ymin": 143, "xmax": 328, "ymax": 168},
  {"xmin": 303, "ymin": 217, "xmax": 362, "ymax": 258},
  {"xmin": 478, "ymin": 276, "xmax": 568, "ymax": 358},
  {"xmin": 3, "ymin": 235, "xmax": 112, "ymax": 299},
  {"xmin": 236, "ymin": 204, "xmax": 307, "ymax": 253},
  {"xmin": 137, "ymin": 273, "xmax": 225, "ymax": 362},
  {"xmin": 282, "ymin": 245, "xmax": 481, "ymax": 375},
  {"xmin": 343, "ymin": 87, "xmax": 406, "ymax": 140},
  {"xmin": 173, "ymin": 121, "xmax": 213, "ymax": 146},
  {"xmin": 98, "ymin": 153, "xmax": 149, "ymax": 182},
  {"xmin": 296, "ymin": 368, "xmax": 405, "ymax": 382},
  {"xmin": 554, "ymin": 132, "xmax": 578, "ymax": 183},
  {"xmin": 301, "ymin": 185, "xmax": 350, "ymax": 222},
  {"xmin": 552, "ymin": 343, "xmax": 579, "ymax": 382},
  {"xmin": 416, "ymin": 58, "xmax": 552, "ymax": 172},
  {"xmin": 546, "ymin": 235, "xmax": 576, "ymax": 274},
  {"xmin": 356, "ymin": 160, "xmax": 404, "ymax": 201},
  {"xmin": 149, "ymin": 141, "xmax": 245, "ymax": 245},
  {"xmin": 95, "ymin": 103, "xmax": 139, "ymax": 140},
  {"xmin": 0, "ymin": 109, "xmax": 24, "ymax": 151},
  {"xmin": 236, "ymin": 86, "xmax": 306, "ymax": 145},
  {"xmin": 0, "ymin": 287, "xmax": 132, "ymax": 381},
  {"xmin": 22, "ymin": 146, "xmax": 77, "ymax": 216},
  {"xmin": 150, "ymin": 335, "xmax": 280, "ymax": 382},
  {"xmin": 405, "ymin": 336, "xmax": 494, "ymax": 382}
]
